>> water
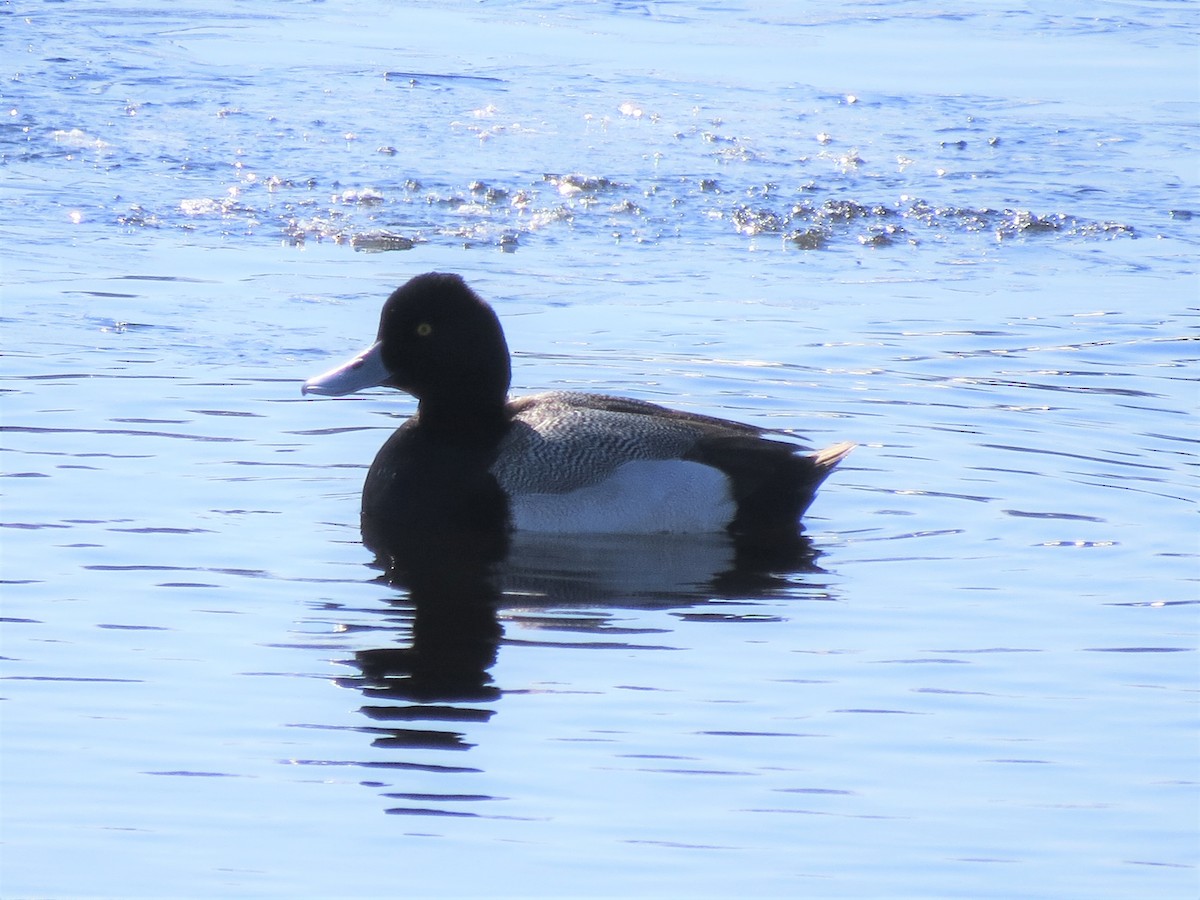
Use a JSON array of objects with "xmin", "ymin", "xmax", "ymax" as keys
[{"xmin": 2, "ymin": 1, "xmax": 1197, "ymax": 897}]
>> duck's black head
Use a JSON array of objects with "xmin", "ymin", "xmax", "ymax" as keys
[
  {"xmin": 376, "ymin": 273, "xmax": 511, "ymax": 405},
  {"xmin": 303, "ymin": 273, "xmax": 512, "ymax": 417}
]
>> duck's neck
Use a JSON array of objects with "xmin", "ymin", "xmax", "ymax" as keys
[{"xmin": 415, "ymin": 393, "xmax": 510, "ymax": 443}]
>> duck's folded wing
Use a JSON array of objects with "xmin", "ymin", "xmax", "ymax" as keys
[
  {"xmin": 494, "ymin": 393, "xmax": 701, "ymax": 494},
  {"xmin": 494, "ymin": 391, "xmax": 818, "ymax": 496}
]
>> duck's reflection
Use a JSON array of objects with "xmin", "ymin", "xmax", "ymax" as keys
[{"xmin": 337, "ymin": 523, "xmax": 826, "ymax": 718}]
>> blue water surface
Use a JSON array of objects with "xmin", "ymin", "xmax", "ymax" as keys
[{"xmin": 1, "ymin": 1, "xmax": 1197, "ymax": 898}]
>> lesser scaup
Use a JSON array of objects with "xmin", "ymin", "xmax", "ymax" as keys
[{"xmin": 303, "ymin": 273, "xmax": 852, "ymax": 542}]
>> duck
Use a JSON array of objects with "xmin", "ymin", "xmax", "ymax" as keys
[{"xmin": 303, "ymin": 272, "xmax": 852, "ymax": 547}]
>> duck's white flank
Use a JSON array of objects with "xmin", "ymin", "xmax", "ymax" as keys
[{"xmin": 507, "ymin": 459, "xmax": 735, "ymax": 534}]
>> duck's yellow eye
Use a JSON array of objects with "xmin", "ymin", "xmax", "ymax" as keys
[{"xmin": 416, "ymin": 322, "xmax": 433, "ymax": 337}]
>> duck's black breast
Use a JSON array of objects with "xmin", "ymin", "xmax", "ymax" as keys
[{"xmin": 360, "ymin": 416, "xmax": 509, "ymax": 552}]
